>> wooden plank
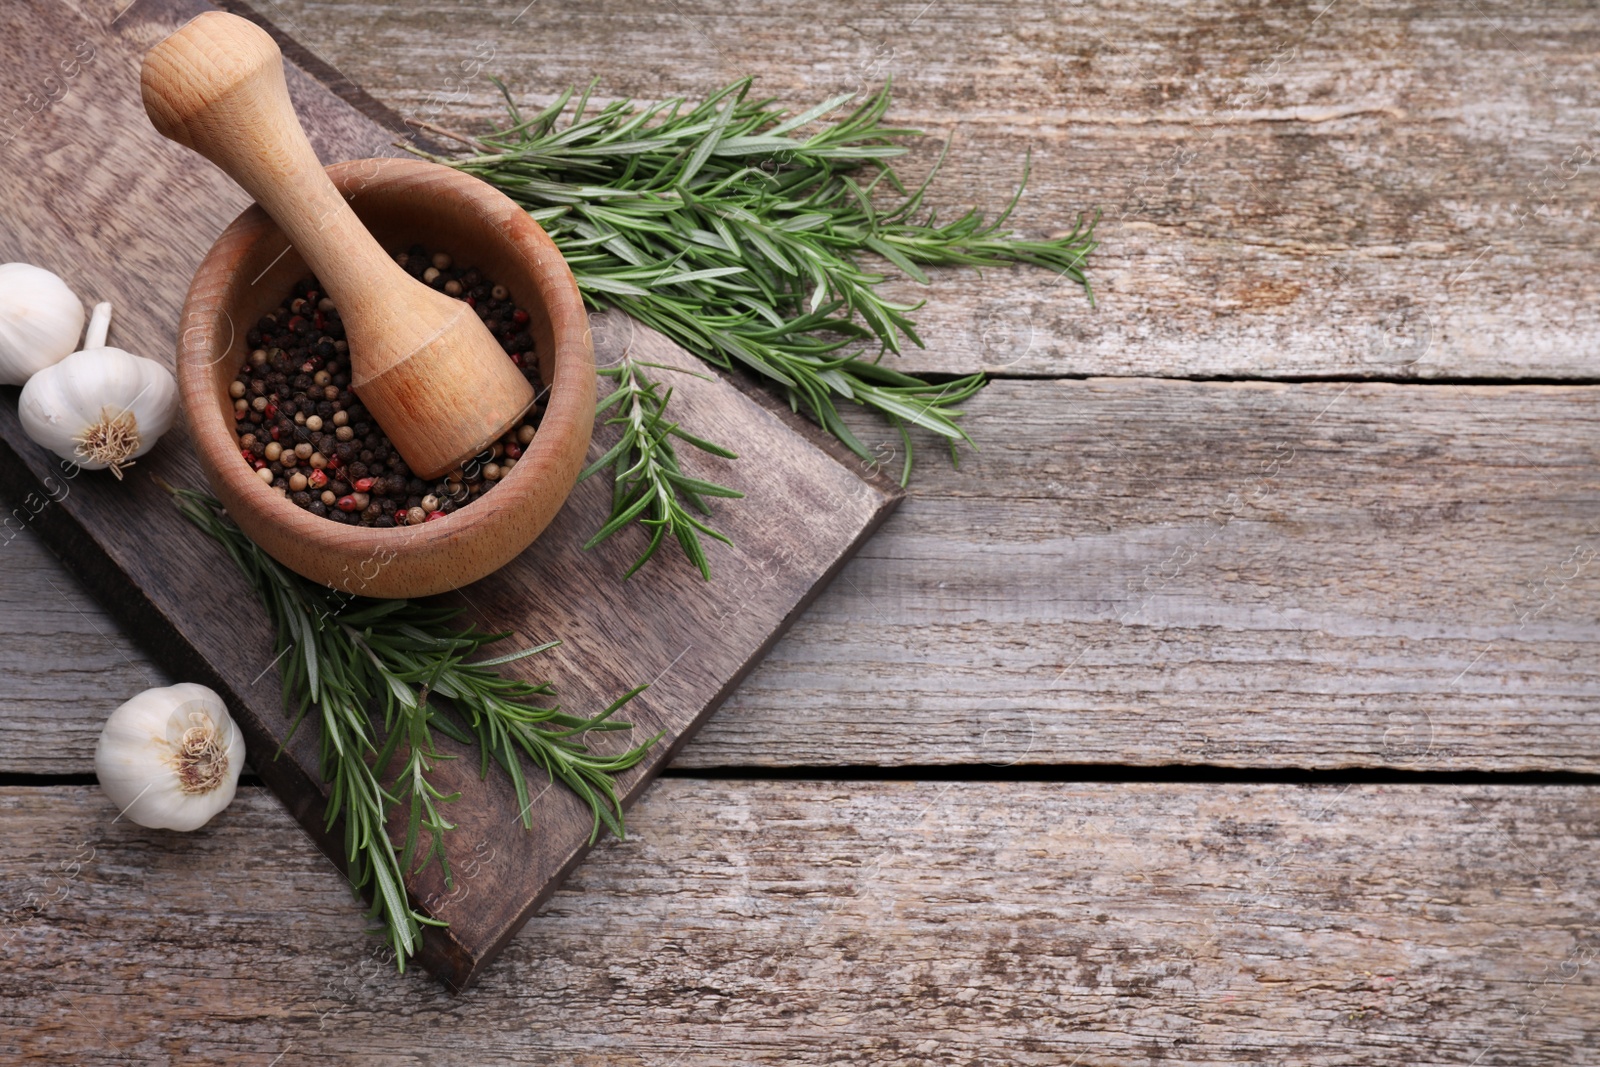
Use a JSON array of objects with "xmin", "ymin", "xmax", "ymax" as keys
[
  {"xmin": 3, "ymin": 782, "xmax": 1596, "ymax": 1063},
  {"xmin": 257, "ymin": 0, "xmax": 1600, "ymax": 380},
  {"xmin": 0, "ymin": 0, "xmax": 898, "ymax": 988},
  {"xmin": 9, "ymin": 377, "xmax": 1599, "ymax": 774}
]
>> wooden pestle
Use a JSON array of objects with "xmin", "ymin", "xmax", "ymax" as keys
[{"xmin": 140, "ymin": 12, "xmax": 535, "ymax": 479}]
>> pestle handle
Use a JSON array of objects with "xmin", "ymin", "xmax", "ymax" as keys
[
  {"xmin": 140, "ymin": 12, "xmax": 535, "ymax": 479},
  {"xmin": 141, "ymin": 13, "xmax": 411, "ymax": 351}
]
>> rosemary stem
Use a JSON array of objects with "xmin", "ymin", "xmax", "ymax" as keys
[
  {"xmin": 413, "ymin": 76, "xmax": 1094, "ymax": 562},
  {"xmin": 168, "ymin": 487, "xmax": 658, "ymax": 971}
]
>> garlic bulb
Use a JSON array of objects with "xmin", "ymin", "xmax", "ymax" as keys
[
  {"xmin": 18, "ymin": 302, "xmax": 178, "ymax": 478},
  {"xmin": 94, "ymin": 683, "xmax": 244, "ymax": 831},
  {"xmin": 0, "ymin": 262, "xmax": 86, "ymax": 385}
]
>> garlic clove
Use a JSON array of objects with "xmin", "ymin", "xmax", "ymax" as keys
[{"xmin": 94, "ymin": 683, "xmax": 245, "ymax": 832}]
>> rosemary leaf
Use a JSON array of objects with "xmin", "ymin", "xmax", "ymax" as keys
[
  {"xmin": 580, "ymin": 355, "xmax": 742, "ymax": 580},
  {"xmin": 169, "ymin": 487, "xmax": 659, "ymax": 970},
  {"xmin": 409, "ymin": 77, "xmax": 1095, "ymax": 572}
]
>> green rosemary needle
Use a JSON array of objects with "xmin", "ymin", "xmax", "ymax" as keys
[
  {"xmin": 582, "ymin": 356, "xmax": 743, "ymax": 579},
  {"xmin": 170, "ymin": 487, "xmax": 659, "ymax": 969},
  {"xmin": 409, "ymin": 76, "xmax": 1095, "ymax": 559}
]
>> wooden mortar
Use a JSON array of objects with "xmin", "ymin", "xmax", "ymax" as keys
[{"xmin": 175, "ymin": 158, "xmax": 595, "ymax": 598}]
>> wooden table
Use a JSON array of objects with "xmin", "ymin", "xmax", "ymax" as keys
[{"xmin": 4, "ymin": 0, "xmax": 1597, "ymax": 1062}]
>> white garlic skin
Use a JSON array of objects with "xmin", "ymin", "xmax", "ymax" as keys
[
  {"xmin": 19, "ymin": 347, "xmax": 179, "ymax": 474},
  {"xmin": 0, "ymin": 263, "xmax": 86, "ymax": 385},
  {"xmin": 94, "ymin": 683, "xmax": 245, "ymax": 831}
]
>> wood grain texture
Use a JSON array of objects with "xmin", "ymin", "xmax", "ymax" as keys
[
  {"xmin": 249, "ymin": 0, "xmax": 1600, "ymax": 380},
  {"xmin": 8, "ymin": 376, "xmax": 1598, "ymax": 774},
  {"xmin": 2, "ymin": 4, "xmax": 1598, "ymax": 1056},
  {"xmin": 0, "ymin": 0, "xmax": 897, "ymax": 988},
  {"xmin": 3, "ymin": 782, "xmax": 1597, "ymax": 1064}
]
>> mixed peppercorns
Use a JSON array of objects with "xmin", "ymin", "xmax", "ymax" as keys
[{"xmin": 232, "ymin": 246, "xmax": 542, "ymax": 528}]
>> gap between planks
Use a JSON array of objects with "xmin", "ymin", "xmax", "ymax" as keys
[{"xmin": 8, "ymin": 765, "xmax": 1600, "ymax": 788}]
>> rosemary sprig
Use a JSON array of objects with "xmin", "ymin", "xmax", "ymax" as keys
[
  {"xmin": 409, "ymin": 76, "xmax": 1094, "ymax": 540},
  {"xmin": 581, "ymin": 356, "xmax": 742, "ymax": 579},
  {"xmin": 170, "ymin": 488, "xmax": 660, "ymax": 969}
]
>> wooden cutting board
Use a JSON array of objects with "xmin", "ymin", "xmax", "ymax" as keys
[{"xmin": 0, "ymin": 0, "xmax": 899, "ymax": 989}]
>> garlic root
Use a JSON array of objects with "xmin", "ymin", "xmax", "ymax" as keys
[{"xmin": 72, "ymin": 410, "xmax": 142, "ymax": 479}]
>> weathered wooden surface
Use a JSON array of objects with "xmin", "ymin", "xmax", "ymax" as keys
[
  {"xmin": 260, "ymin": 0, "xmax": 1600, "ymax": 380},
  {"xmin": 3, "ymin": 0, "xmax": 1599, "ymax": 1060},
  {"xmin": 3, "ymin": 782, "xmax": 1597, "ymax": 1065},
  {"xmin": 10, "ymin": 376, "xmax": 1599, "ymax": 774},
  {"xmin": 0, "ymin": 0, "xmax": 898, "ymax": 988}
]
